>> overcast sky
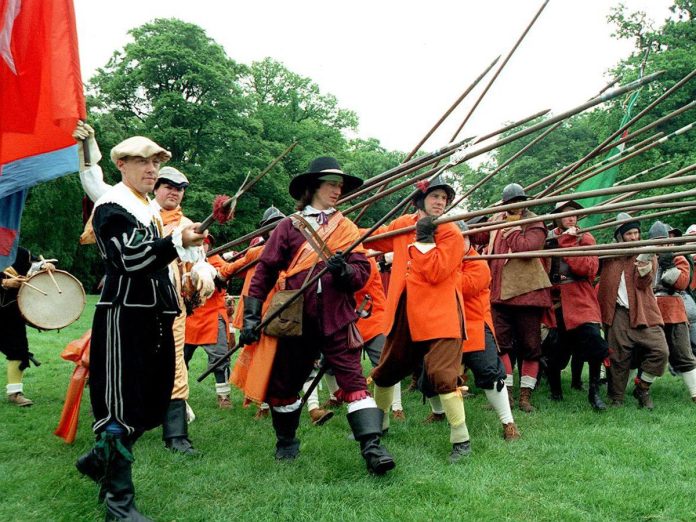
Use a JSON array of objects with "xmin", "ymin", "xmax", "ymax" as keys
[{"xmin": 73, "ymin": 0, "xmax": 675, "ymax": 154}]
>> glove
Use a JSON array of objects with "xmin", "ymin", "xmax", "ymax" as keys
[
  {"xmin": 415, "ymin": 216, "xmax": 438, "ymax": 243},
  {"xmin": 239, "ymin": 296, "xmax": 263, "ymax": 346},
  {"xmin": 72, "ymin": 121, "xmax": 102, "ymax": 171},
  {"xmin": 190, "ymin": 260, "xmax": 217, "ymax": 299},
  {"xmin": 326, "ymin": 252, "xmax": 355, "ymax": 284},
  {"xmin": 658, "ymin": 252, "xmax": 675, "ymax": 271}
]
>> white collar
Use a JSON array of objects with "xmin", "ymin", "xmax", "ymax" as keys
[
  {"xmin": 94, "ymin": 182, "xmax": 160, "ymax": 227},
  {"xmin": 302, "ymin": 205, "xmax": 336, "ymax": 216}
]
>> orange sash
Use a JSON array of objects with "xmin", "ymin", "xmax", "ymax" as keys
[
  {"xmin": 230, "ymin": 212, "xmax": 364, "ymax": 404},
  {"xmin": 54, "ymin": 329, "xmax": 92, "ymax": 444}
]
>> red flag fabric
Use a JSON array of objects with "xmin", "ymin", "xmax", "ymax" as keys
[{"xmin": 0, "ymin": 0, "xmax": 85, "ymax": 164}]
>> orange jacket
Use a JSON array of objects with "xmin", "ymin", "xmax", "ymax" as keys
[
  {"xmin": 367, "ymin": 214, "xmax": 465, "ymax": 342},
  {"xmin": 219, "ymin": 246, "xmax": 264, "ymax": 330},
  {"xmin": 459, "ymin": 250, "xmax": 494, "ymax": 353},
  {"xmin": 354, "ymin": 257, "xmax": 387, "ymax": 343},
  {"xmin": 185, "ymin": 255, "xmax": 229, "ymax": 346}
]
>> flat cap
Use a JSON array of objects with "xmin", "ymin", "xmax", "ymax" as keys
[
  {"xmin": 110, "ymin": 136, "xmax": 172, "ymax": 164},
  {"xmin": 158, "ymin": 166, "xmax": 190, "ymax": 187}
]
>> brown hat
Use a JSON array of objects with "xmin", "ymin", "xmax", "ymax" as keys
[{"xmin": 110, "ymin": 136, "xmax": 172, "ymax": 164}]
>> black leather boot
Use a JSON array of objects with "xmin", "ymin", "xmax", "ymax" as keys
[
  {"xmin": 588, "ymin": 360, "xmax": 607, "ymax": 411},
  {"xmin": 76, "ymin": 442, "xmax": 107, "ymax": 486},
  {"xmin": 547, "ymin": 368, "xmax": 563, "ymax": 401},
  {"xmin": 271, "ymin": 406, "xmax": 302, "ymax": 460},
  {"xmin": 347, "ymin": 407, "xmax": 396, "ymax": 475},
  {"xmin": 162, "ymin": 399, "xmax": 197, "ymax": 455},
  {"xmin": 103, "ymin": 435, "xmax": 151, "ymax": 522}
]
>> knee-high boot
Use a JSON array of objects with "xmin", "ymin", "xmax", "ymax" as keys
[
  {"xmin": 270, "ymin": 405, "xmax": 302, "ymax": 460},
  {"xmin": 588, "ymin": 360, "xmax": 607, "ymax": 411},
  {"xmin": 546, "ymin": 366, "xmax": 563, "ymax": 401},
  {"xmin": 162, "ymin": 399, "xmax": 197, "ymax": 455},
  {"xmin": 346, "ymin": 407, "xmax": 395, "ymax": 475},
  {"xmin": 102, "ymin": 434, "xmax": 151, "ymax": 522}
]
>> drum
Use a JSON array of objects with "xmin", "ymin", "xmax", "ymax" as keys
[{"xmin": 17, "ymin": 270, "xmax": 86, "ymax": 330}]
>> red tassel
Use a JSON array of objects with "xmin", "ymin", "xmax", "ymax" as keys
[
  {"xmin": 415, "ymin": 179, "xmax": 430, "ymax": 193},
  {"xmin": 212, "ymin": 195, "xmax": 233, "ymax": 224}
]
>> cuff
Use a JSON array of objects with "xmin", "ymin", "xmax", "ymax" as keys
[
  {"xmin": 661, "ymin": 267, "xmax": 680, "ymax": 286},
  {"xmin": 411, "ymin": 242, "xmax": 436, "ymax": 254},
  {"xmin": 172, "ymin": 227, "xmax": 202, "ymax": 262}
]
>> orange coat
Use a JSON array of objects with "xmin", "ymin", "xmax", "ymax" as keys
[
  {"xmin": 219, "ymin": 246, "xmax": 264, "ymax": 330},
  {"xmin": 366, "ymin": 214, "xmax": 465, "ymax": 342},
  {"xmin": 184, "ymin": 255, "xmax": 229, "ymax": 346},
  {"xmin": 459, "ymin": 250, "xmax": 495, "ymax": 353},
  {"xmin": 354, "ymin": 257, "xmax": 387, "ymax": 343}
]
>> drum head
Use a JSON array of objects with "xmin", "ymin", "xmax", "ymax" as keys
[{"xmin": 17, "ymin": 270, "xmax": 86, "ymax": 330}]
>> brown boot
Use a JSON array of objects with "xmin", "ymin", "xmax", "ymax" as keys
[
  {"xmin": 309, "ymin": 408, "xmax": 334, "ymax": 426},
  {"xmin": 518, "ymin": 387, "xmax": 535, "ymax": 413},
  {"xmin": 321, "ymin": 398, "xmax": 342, "ymax": 409},
  {"xmin": 254, "ymin": 407, "xmax": 270, "ymax": 420},
  {"xmin": 503, "ymin": 422, "xmax": 521, "ymax": 441},
  {"xmin": 392, "ymin": 409, "xmax": 406, "ymax": 421},
  {"xmin": 8, "ymin": 392, "xmax": 33, "ymax": 407},
  {"xmin": 423, "ymin": 412, "xmax": 446, "ymax": 423},
  {"xmin": 507, "ymin": 386, "xmax": 515, "ymax": 410},
  {"xmin": 632, "ymin": 380, "xmax": 654, "ymax": 410},
  {"xmin": 217, "ymin": 394, "xmax": 232, "ymax": 409}
]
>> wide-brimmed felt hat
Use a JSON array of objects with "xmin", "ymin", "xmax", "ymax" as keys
[
  {"xmin": 550, "ymin": 199, "xmax": 583, "ymax": 214},
  {"xmin": 288, "ymin": 156, "xmax": 363, "ymax": 200}
]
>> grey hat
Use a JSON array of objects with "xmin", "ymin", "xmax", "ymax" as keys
[
  {"xmin": 502, "ymin": 183, "xmax": 528, "ymax": 204},
  {"xmin": 614, "ymin": 212, "xmax": 641, "ymax": 240},
  {"xmin": 648, "ymin": 220, "xmax": 670, "ymax": 240},
  {"xmin": 157, "ymin": 166, "xmax": 190, "ymax": 188},
  {"xmin": 550, "ymin": 200, "xmax": 583, "ymax": 214},
  {"xmin": 259, "ymin": 206, "xmax": 285, "ymax": 227}
]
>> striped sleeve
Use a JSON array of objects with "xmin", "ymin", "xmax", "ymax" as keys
[{"xmin": 94, "ymin": 204, "xmax": 178, "ymax": 275}]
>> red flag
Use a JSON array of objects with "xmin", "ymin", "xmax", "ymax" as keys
[
  {"xmin": 0, "ymin": 0, "xmax": 85, "ymax": 268},
  {"xmin": 0, "ymin": 0, "xmax": 85, "ymax": 165}
]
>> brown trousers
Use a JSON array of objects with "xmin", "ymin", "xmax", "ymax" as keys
[
  {"xmin": 606, "ymin": 306, "xmax": 668, "ymax": 401},
  {"xmin": 663, "ymin": 322, "xmax": 696, "ymax": 373},
  {"xmin": 371, "ymin": 296, "xmax": 462, "ymax": 395}
]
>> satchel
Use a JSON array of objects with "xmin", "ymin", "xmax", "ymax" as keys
[{"xmin": 263, "ymin": 289, "xmax": 304, "ymax": 337}]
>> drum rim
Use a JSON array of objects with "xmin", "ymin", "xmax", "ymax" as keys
[{"xmin": 17, "ymin": 269, "xmax": 86, "ymax": 330}]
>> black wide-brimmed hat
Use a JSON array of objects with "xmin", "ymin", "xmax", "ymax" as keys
[
  {"xmin": 288, "ymin": 156, "xmax": 363, "ymax": 200},
  {"xmin": 550, "ymin": 199, "xmax": 583, "ymax": 214}
]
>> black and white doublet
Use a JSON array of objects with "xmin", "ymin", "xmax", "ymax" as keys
[{"xmin": 90, "ymin": 183, "xmax": 182, "ymax": 435}]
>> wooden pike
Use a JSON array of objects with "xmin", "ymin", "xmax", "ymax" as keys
[
  {"xmin": 535, "ymin": 68, "xmax": 696, "ymax": 198},
  {"xmin": 195, "ymin": 141, "xmax": 298, "ymax": 233},
  {"xmin": 448, "ymin": 0, "xmax": 550, "ymax": 142},
  {"xmin": 580, "ymin": 203, "xmax": 696, "ymax": 234},
  {"xmin": 470, "ymin": 243, "xmax": 696, "ymax": 261},
  {"xmin": 208, "ymin": 73, "xmax": 665, "ymax": 257},
  {"xmin": 524, "ymin": 96, "xmax": 696, "ymax": 195},
  {"xmin": 197, "ymin": 168, "xmax": 448, "ymax": 383},
  {"xmin": 352, "ymin": 54, "xmax": 501, "ymax": 224},
  {"xmin": 448, "ymin": 79, "xmax": 622, "ymax": 209},
  {"xmin": 363, "ymin": 165, "xmax": 696, "ymax": 244}
]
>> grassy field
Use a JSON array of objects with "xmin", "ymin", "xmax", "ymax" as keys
[{"xmin": 1, "ymin": 295, "xmax": 696, "ymax": 522}]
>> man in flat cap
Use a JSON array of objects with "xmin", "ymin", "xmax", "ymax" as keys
[{"xmin": 72, "ymin": 124, "xmax": 207, "ymax": 521}]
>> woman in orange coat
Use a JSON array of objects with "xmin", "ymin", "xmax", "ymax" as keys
[{"xmin": 366, "ymin": 177, "xmax": 471, "ymax": 463}]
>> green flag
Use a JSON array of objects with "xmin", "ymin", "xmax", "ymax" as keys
[{"xmin": 577, "ymin": 89, "xmax": 641, "ymax": 226}]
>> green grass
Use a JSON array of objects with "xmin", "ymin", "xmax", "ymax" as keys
[{"xmin": 2, "ymin": 295, "xmax": 696, "ymax": 521}]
